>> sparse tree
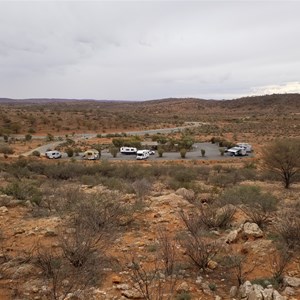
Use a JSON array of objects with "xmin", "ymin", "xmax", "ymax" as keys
[
  {"xmin": 180, "ymin": 148, "xmax": 187, "ymax": 159},
  {"xmin": 262, "ymin": 138, "xmax": 300, "ymax": 188},
  {"xmin": 132, "ymin": 178, "xmax": 152, "ymax": 202},
  {"xmin": 201, "ymin": 149, "xmax": 206, "ymax": 157},
  {"xmin": 109, "ymin": 146, "xmax": 118, "ymax": 158},
  {"xmin": 157, "ymin": 147, "xmax": 164, "ymax": 158}
]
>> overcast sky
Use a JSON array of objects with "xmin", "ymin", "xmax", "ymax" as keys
[{"xmin": 0, "ymin": 1, "xmax": 299, "ymax": 100}]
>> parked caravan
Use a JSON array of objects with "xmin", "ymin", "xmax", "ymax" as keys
[
  {"xmin": 45, "ymin": 150, "xmax": 62, "ymax": 159},
  {"xmin": 136, "ymin": 150, "xmax": 150, "ymax": 160},
  {"xmin": 236, "ymin": 143, "xmax": 252, "ymax": 152},
  {"xmin": 82, "ymin": 149, "xmax": 100, "ymax": 160},
  {"xmin": 120, "ymin": 147, "xmax": 137, "ymax": 155},
  {"xmin": 227, "ymin": 146, "xmax": 247, "ymax": 156}
]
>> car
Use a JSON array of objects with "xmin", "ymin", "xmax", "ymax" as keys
[
  {"xmin": 45, "ymin": 150, "xmax": 62, "ymax": 159},
  {"xmin": 149, "ymin": 150, "xmax": 155, "ymax": 155}
]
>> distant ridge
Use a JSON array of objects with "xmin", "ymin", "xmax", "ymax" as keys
[{"xmin": 0, "ymin": 93, "xmax": 299, "ymax": 113}]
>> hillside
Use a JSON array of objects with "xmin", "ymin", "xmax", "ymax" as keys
[{"xmin": 0, "ymin": 94, "xmax": 299, "ymax": 137}]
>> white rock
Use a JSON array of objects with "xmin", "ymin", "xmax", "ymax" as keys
[
  {"xmin": 230, "ymin": 286, "xmax": 238, "ymax": 297},
  {"xmin": 248, "ymin": 284, "xmax": 263, "ymax": 300},
  {"xmin": 282, "ymin": 286, "xmax": 296, "ymax": 296},
  {"xmin": 243, "ymin": 222, "xmax": 263, "ymax": 238},
  {"xmin": 272, "ymin": 290, "xmax": 286, "ymax": 300},
  {"xmin": 0, "ymin": 206, "xmax": 8, "ymax": 213},
  {"xmin": 283, "ymin": 276, "xmax": 300, "ymax": 287},
  {"xmin": 176, "ymin": 281, "xmax": 190, "ymax": 293},
  {"xmin": 262, "ymin": 287, "xmax": 273, "ymax": 300},
  {"xmin": 239, "ymin": 281, "xmax": 253, "ymax": 298},
  {"xmin": 225, "ymin": 230, "xmax": 239, "ymax": 244}
]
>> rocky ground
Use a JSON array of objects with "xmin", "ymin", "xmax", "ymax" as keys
[{"xmin": 0, "ymin": 177, "xmax": 300, "ymax": 300}]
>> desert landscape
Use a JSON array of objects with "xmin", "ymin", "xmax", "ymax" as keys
[{"xmin": 0, "ymin": 94, "xmax": 300, "ymax": 300}]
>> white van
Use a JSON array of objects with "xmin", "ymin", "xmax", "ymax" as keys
[
  {"xmin": 136, "ymin": 150, "xmax": 149, "ymax": 160},
  {"xmin": 45, "ymin": 150, "xmax": 62, "ymax": 159}
]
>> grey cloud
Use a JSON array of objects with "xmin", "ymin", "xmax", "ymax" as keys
[{"xmin": 0, "ymin": 1, "xmax": 299, "ymax": 99}]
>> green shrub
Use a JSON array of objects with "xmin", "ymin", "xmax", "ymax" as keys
[
  {"xmin": 0, "ymin": 145, "xmax": 14, "ymax": 155},
  {"xmin": 66, "ymin": 148, "xmax": 74, "ymax": 157},
  {"xmin": 201, "ymin": 149, "xmax": 206, "ymax": 157},
  {"xmin": 109, "ymin": 146, "xmax": 119, "ymax": 158},
  {"xmin": 157, "ymin": 147, "xmax": 164, "ymax": 157},
  {"xmin": 1, "ymin": 180, "xmax": 42, "ymax": 204},
  {"xmin": 180, "ymin": 148, "xmax": 187, "ymax": 158},
  {"xmin": 31, "ymin": 150, "xmax": 41, "ymax": 157},
  {"xmin": 220, "ymin": 185, "xmax": 278, "ymax": 227}
]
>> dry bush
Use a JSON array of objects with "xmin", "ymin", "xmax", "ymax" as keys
[
  {"xmin": 270, "ymin": 245, "xmax": 293, "ymax": 284},
  {"xmin": 128, "ymin": 256, "xmax": 177, "ymax": 300},
  {"xmin": 275, "ymin": 209, "xmax": 300, "ymax": 251},
  {"xmin": 179, "ymin": 211, "xmax": 221, "ymax": 270},
  {"xmin": 179, "ymin": 231, "xmax": 220, "ymax": 271},
  {"xmin": 220, "ymin": 185, "xmax": 278, "ymax": 228},
  {"xmin": 198, "ymin": 204, "xmax": 236, "ymax": 230},
  {"xmin": 132, "ymin": 178, "xmax": 152, "ymax": 202},
  {"xmin": 157, "ymin": 227, "xmax": 177, "ymax": 276},
  {"xmin": 221, "ymin": 254, "xmax": 256, "ymax": 285},
  {"xmin": 34, "ymin": 242, "xmax": 104, "ymax": 300}
]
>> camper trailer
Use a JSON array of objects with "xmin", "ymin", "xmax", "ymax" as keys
[
  {"xmin": 236, "ymin": 143, "xmax": 252, "ymax": 152},
  {"xmin": 82, "ymin": 149, "xmax": 100, "ymax": 160},
  {"xmin": 120, "ymin": 147, "xmax": 137, "ymax": 155},
  {"xmin": 227, "ymin": 146, "xmax": 247, "ymax": 156},
  {"xmin": 136, "ymin": 150, "xmax": 150, "ymax": 160}
]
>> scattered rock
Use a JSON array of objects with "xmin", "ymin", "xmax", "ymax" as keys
[
  {"xmin": 44, "ymin": 228, "xmax": 57, "ymax": 237},
  {"xmin": 272, "ymin": 290, "xmax": 286, "ymax": 300},
  {"xmin": 115, "ymin": 284, "xmax": 129, "ymax": 290},
  {"xmin": 176, "ymin": 281, "xmax": 190, "ymax": 293},
  {"xmin": 121, "ymin": 289, "xmax": 143, "ymax": 299},
  {"xmin": 239, "ymin": 281, "xmax": 253, "ymax": 298},
  {"xmin": 248, "ymin": 284, "xmax": 263, "ymax": 300},
  {"xmin": 201, "ymin": 282, "xmax": 213, "ymax": 295},
  {"xmin": 283, "ymin": 276, "xmax": 300, "ymax": 287},
  {"xmin": 175, "ymin": 188, "xmax": 195, "ymax": 201},
  {"xmin": 207, "ymin": 260, "xmax": 218, "ymax": 270},
  {"xmin": 282, "ymin": 286, "xmax": 296, "ymax": 296},
  {"xmin": 13, "ymin": 228, "xmax": 26, "ymax": 235},
  {"xmin": 230, "ymin": 286, "xmax": 238, "ymax": 298},
  {"xmin": 243, "ymin": 222, "xmax": 263, "ymax": 238},
  {"xmin": 262, "ymin": 287, "xmax": 273, "ymax": 300},
  {"xmin": 225, "ymin": 229, "xmax": 240, "ymax": 244},
  {"xmin": 0, "ymin": 206, "xmax": 8, "ymax": 213},
  {"xmin": 112, "ymin": 275, "xmax": 122, "ymax": 284}
]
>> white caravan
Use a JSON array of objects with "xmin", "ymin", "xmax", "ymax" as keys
[
  {"xmin": 120, "ymin": 147, "xmax": 137, "ymax": 155},
  {"xmin": 236, "ymin": 143, "xmax": 252, "ymax": 152},
  {"xmin": 227, "ymin": 146, "xmax": 247, "ymax": 156},
  {"xmin": 82, "ymin": 149, "xmax": 100, "ymax": 160}
]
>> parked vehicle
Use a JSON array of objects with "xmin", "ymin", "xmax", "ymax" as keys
[
  {"xmin": 82, "ymin": 149, "xmax": 100, "ymax": 160},
  {"xmin": 136, "ymin": 150, "xmax": 150, "ymax": 160},
  {"xmin": 236, "ymin": 143, "xmax": 252, "ymax": 152},
  {"xmin": 149, "ymin": 150, "xmax": 155, "ymax": 155},
  {"xmin": 227, "ymin": 146, "xmax": 247, "ymax": 156},
  {"xmin": 45, "ymin": 150, "xmax": 62, "ymax": 159},
  {"xmin": 120, "ymin": 147, "xmax": 137, "ymax": 155}
]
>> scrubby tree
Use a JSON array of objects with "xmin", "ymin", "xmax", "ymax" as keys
[
  {"xmin": 109, "ymin": 146, "xmax": 118, "ymax": 158},
  {"xmin": 180, "ymin": 148, "xmax": 187, "ymax": 158},
  {"xmin": 262, "ymin": 138, "xmax": 300, "ymax": 188}
]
